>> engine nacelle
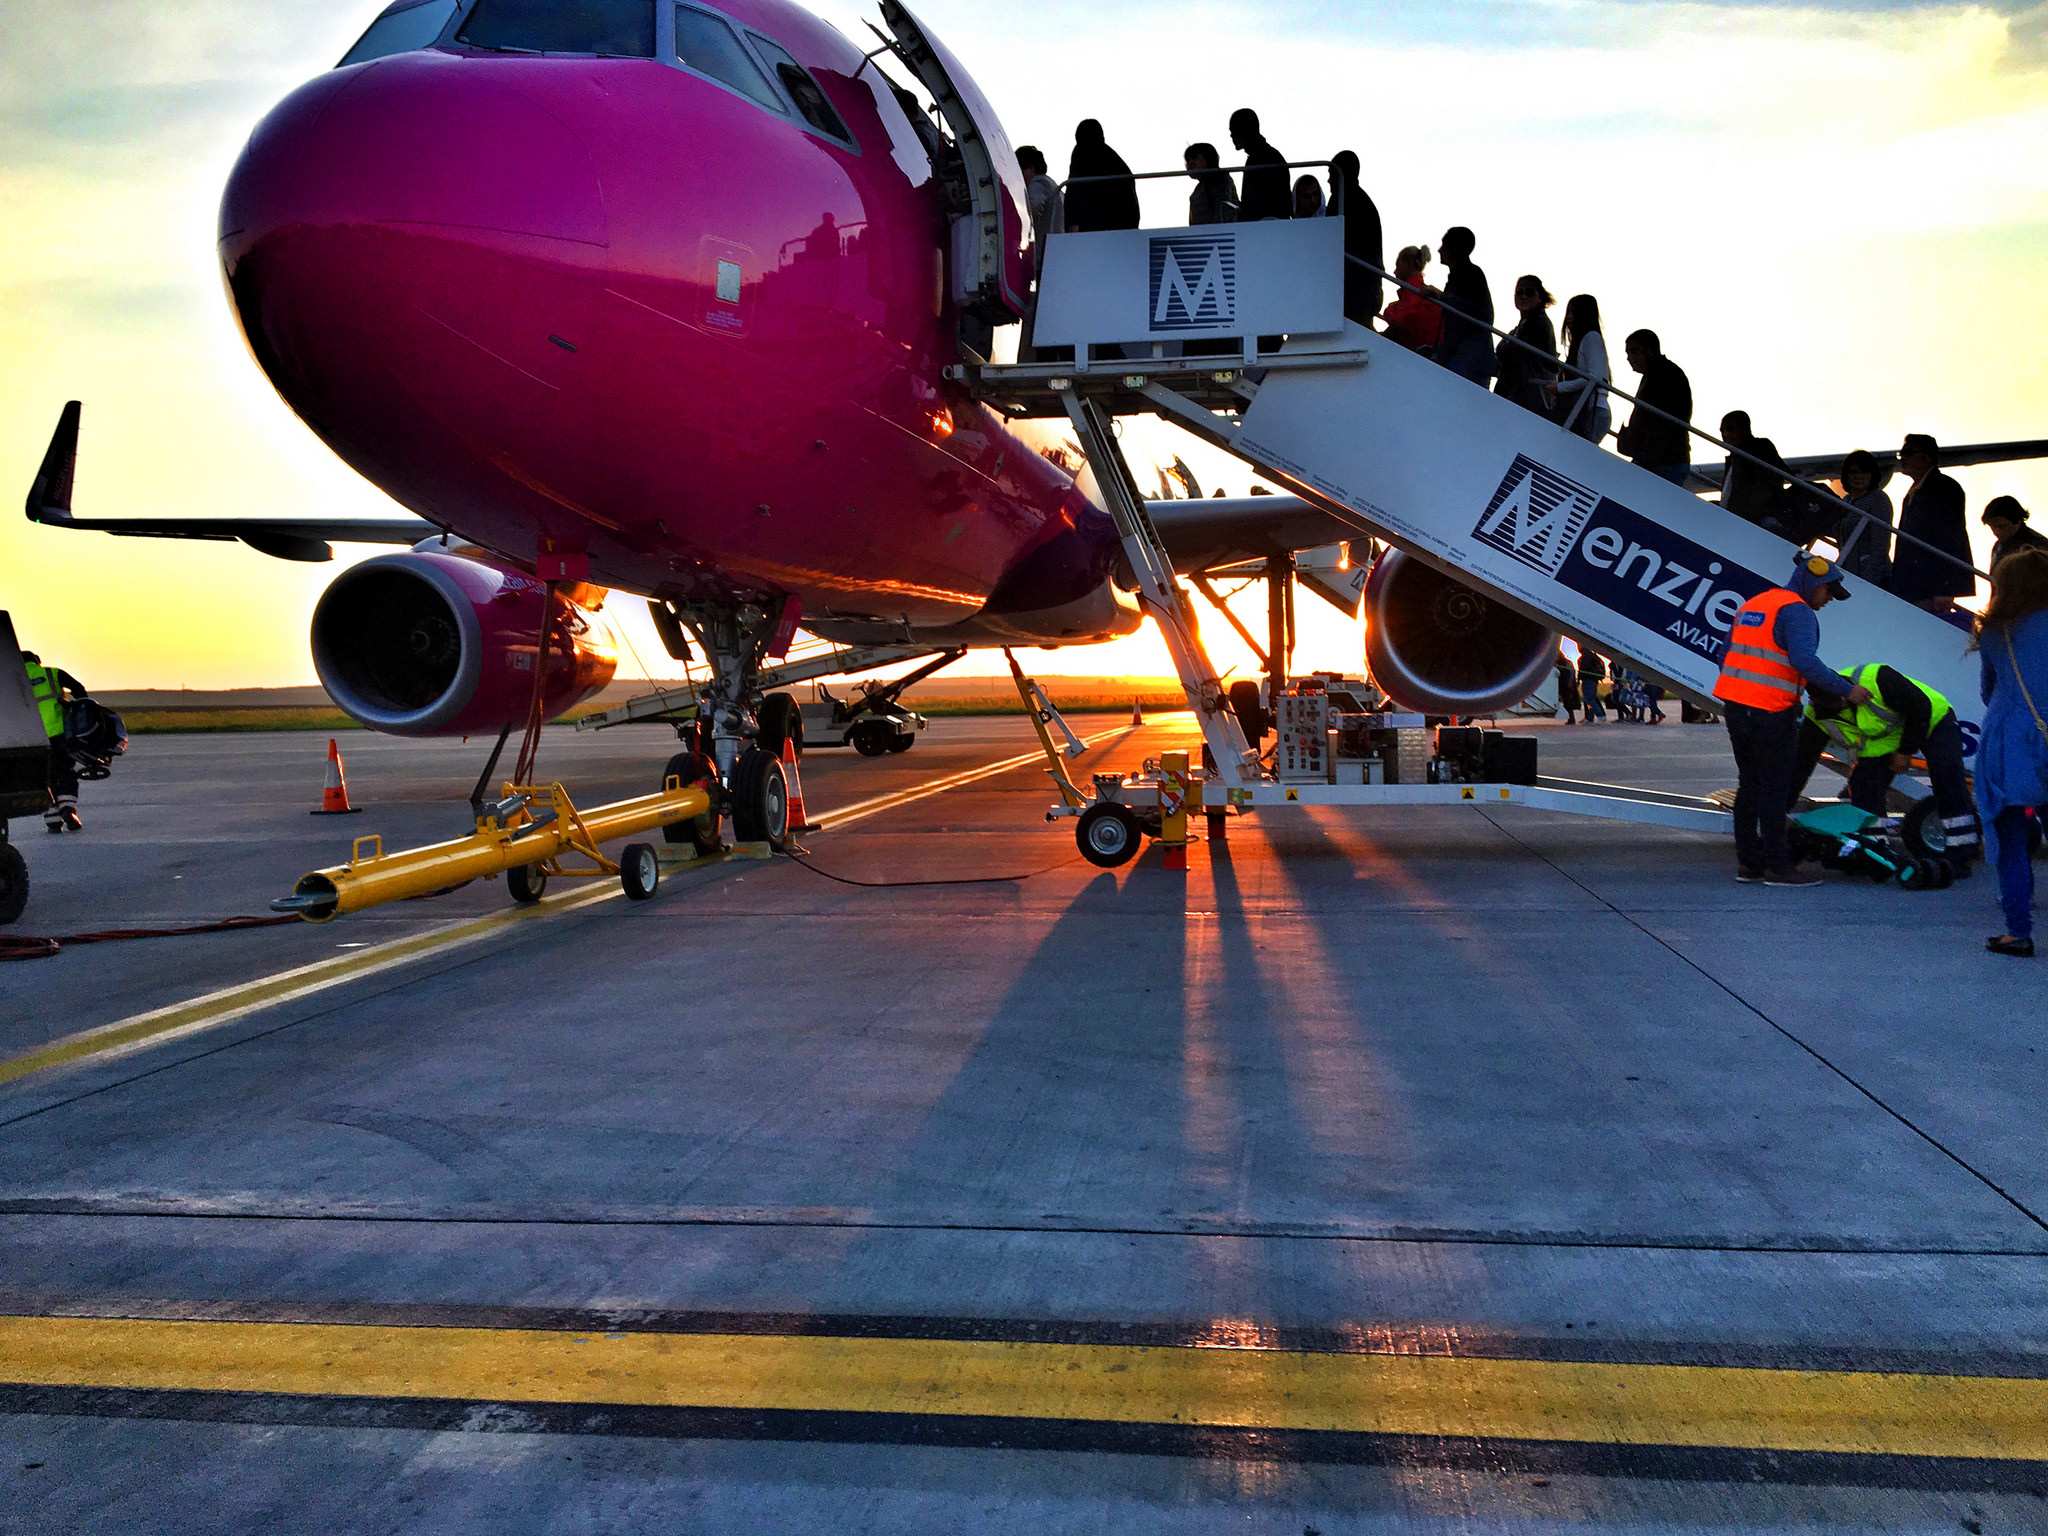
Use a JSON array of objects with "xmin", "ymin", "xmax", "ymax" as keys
[
  {"xmin": 1364, "ymin": 551, "xmax": 1557, "ymax": 716},
  {"xmin": 311, "ymin": 552, "xmax": 616, "ymax": 737}
]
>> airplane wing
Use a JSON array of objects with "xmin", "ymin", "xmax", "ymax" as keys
[
  {"xmin": 1682, "ymin": 438, "xmax": 2048, "ymax": 491},
  {"xmin": 24, "ymin": 402, "xmax": 436, "ymax": 563}
]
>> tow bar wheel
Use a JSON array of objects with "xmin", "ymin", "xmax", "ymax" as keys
[
  {"xmin": 621, "ymin": 842, "xmax": 660, "ymax": 901},
  {"xmin": 1076, "ymin": 801, "xmax": 1142, "ymax": 869},
  {"xmin": 507, "ymin": 862, "xmax": 548, "ymax": 905}
]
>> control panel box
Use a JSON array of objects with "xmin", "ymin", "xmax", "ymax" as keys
[{"xmin": 1277, "ymin": 693, "xmax": 1330, "ymax": 781}]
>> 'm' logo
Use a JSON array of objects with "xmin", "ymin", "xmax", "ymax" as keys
[
  {"xmin": 1149, "ymin": 236, "xmax": 1236, "ymax": 330},
  {"xmin": 1474, "ymin": 455, "xmax": 1601, "ymax": 574}
]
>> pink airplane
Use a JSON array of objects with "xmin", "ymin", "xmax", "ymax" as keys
[{"xmin": 30, "ymin": 0, "xmax": 2040, "ymax": 845}]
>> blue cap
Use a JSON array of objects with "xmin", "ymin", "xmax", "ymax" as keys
[{"xmin": 1789, "ymin": 552, "xmax": 1851, "ymax": 600}]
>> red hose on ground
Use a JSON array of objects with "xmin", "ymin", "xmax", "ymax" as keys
[{"xmin": 0, "ymin": 914, "xmax": 296, "ymax": 963}]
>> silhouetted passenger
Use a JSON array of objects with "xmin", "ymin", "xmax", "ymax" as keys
[
  {"xmin": 1435, "ymin": 227, "xmax": 1493, "ymax": 387},
  {"xmin": 1292, "ymin": 175, "xmax": 1324, "ymax": 218},
  {"xmin": 1016, "ymin": 145, "xmax": 1064, "ymax": 274},
  {"xmin": 1065, "ymin": 119, "xmax": 1138, "ymax": 232},
  {"xmin": 1985, "ymin": 495, "xmax": 2048, "ymax": 568},
  {"xmin": 1555, "ymin": 648, "xmax": 1582, "ymax": 724},
  {"xmin": 1578, "ymin": 650, "xmax": 1609, "ymax": 722},
  {"xmin": 1381, "ymin": 245, "xmax": 1442, "ymax": 353},
  {"xmin": 1553, "ymin": 294, "xmax": 1610, "ymax": 443},
  {"xmin": 1494, "ymin": 276, "xmax": 1559, "ymax": 417},
  {"xmin": 1834, "ymin": 450, "xmax": 1895, "ymax": 586},
  {"xmin": 1229, "ymin": 108, "xmax": 1291, "ymax": 222},
  {"xmin": 1327, "ymin": 151, "xmax": 1383, "ymax": 324},
  {"xmin": 1720, "ymin": 411, "xmax": 1791, "ymax": 532},
  {"xmin": 1890, "ymin": 433, "xmax": 1974, "ymax": 611},
  {"xmin": 1616, "ymin": 330, "xmax": 1693, "ymax": 485},
  {"xmin": 1183, "ymin": 142, "xmax": 1239, "ymax": 225}
]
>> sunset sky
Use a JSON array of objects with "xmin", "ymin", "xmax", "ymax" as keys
[{"xmin": 2, "ymin": 0, "xmax": 2044, "ymax": 688}]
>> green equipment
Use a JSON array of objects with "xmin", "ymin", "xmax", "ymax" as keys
[{"xmin": 1787, "ymin": 802, "xmax": 1958, "ymax": 890}]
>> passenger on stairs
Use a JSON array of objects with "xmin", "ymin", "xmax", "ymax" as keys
[
  {"xmin": 1292, "ymin": 175, "xmax": 1324, "ymax": 218},
  {"xmin": 1719, "ymin": 411, "xmax": 1792, "ymax": 533},
  {"xmin": 1833, "ymin": 451, "xmax": 1895, "ymax": 587},
  {"xmin": 1435, "ymin": 227, "xmax": 1494, "ymax": 387},
  {"xmin": 1552, "ymin": 294, "xmax": 1610, "ymax": 443},
  {"xmin": 1494, "ymin": 276, "xmax": 1559, "ymax": 418},
  {"xmin": 1064, "ymin": 120, "xmax": 1139, "ymax": 232},
  {"xmin": 1182, "ymin": 143, "xmax": 1239, "ymax": 225},
  {"xmin": 1381, "ymin": 245, "xmax": 1443, "ymax": 354},
  {"xmin": 1327, "ymin": 151, "xmax": 1383, "ymax": 323},
  {"xmin": 1228, "ymin": 108, "xmax": 1291, "ymax": 222},
  {"xmin": 1616, "ymin": 330, "xmax": 1694, "ymax": 486},
  {"xmin": 1889, "ymin": 434, "xmax": 1976, "ymax": 614},
  {"xmin": 1984, "ymin": 496, "xmax": 2048, "ymax": 570}
]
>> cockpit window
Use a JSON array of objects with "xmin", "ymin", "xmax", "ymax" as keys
[
  {"xmin": 338, "ymin": 0, "xmax": 458, "ymax": 67},
  {"xmin": 457, "ymin": 0, "xmax": 656, "ymax": 58},
  {"xmin": 746, "ymin": 35, "xmax": 853, "ymax": 145},
  {"xmin": 673, "ymin": 7, "xmax": 783, "ymax": 112}
]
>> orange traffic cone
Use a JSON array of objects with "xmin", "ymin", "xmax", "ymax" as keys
[
  {"xmin": 311, "ymin": 737, "xmax": 361, "ymax": 816},
  {"xmin": 1130, "ymin": 698, "xmax": 1144, "ymax": 728},
  {"xmin": 782, "ymin": 735, "xmax": 817, "ymax": 833}
]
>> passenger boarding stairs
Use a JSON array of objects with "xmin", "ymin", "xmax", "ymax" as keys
[{"xmin": 963, "ymin": 217, "xmax": 1990, "ymax": 783}]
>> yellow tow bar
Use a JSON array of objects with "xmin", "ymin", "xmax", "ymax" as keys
[{"xmin": 274, "ymin": 779, "xmax": 717, "ymax": 923}]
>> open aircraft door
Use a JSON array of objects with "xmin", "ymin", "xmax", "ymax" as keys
[{"xmin": 878, "ymin": 2, "xmax": 1031, "ymax": 335}]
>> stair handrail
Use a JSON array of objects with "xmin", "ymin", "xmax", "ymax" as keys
[
  {"xmin": 1040, "ymin": 156, "xmax": 1986, "ymax": 589},
  {"xmin": 1343, "ymin": 247, "xmax": 1988, "ymax": 589}
]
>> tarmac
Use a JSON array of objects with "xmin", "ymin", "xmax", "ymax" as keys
[{"xmin": 1, "ymin": 712, "xmax": 2044, "ymax": 1533}]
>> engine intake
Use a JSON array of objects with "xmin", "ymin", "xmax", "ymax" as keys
[
  {"xmin": 1364, "ymin": 551, "xmax": 1557, "ymax": 716},
  {"xmin": 311, "ymin": 551, "xmax": 615, "ymax": 737}
]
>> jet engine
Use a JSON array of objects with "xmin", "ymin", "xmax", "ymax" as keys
[
  {"xmin": 311, "ymin": 551, "xmax": 616, "ymax": 737},
  {"xmin": 1364, "ymin": 550, "xmax": 1557, "ymax": 716}
]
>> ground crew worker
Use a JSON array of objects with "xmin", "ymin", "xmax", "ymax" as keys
[
  {"xmin": 1798, "ymin": 663, "xmax": 1979, "ymax": 867},
  {"xmin": 21, "ymin": 650, "xmax": 83, "ymax": 833},
  {"xmin": 1712, "ymin": 553, "xmax": 1866, "ymax": 885}
]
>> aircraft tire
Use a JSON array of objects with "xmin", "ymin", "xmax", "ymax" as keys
[
  {"xmin": 731, "ymin": 748, "xmax": 790, "ymax": 848},
  {"xmin": 1076, "ymin": 802, "xmax": 1141, "ymax": 869},
  {"xmin": 759, "ymin": 694, "xmax": 803, "ymax": 759},
  {"xmin": 507, "ymin": 862, "xmax": 548, "ymax": 905},
  {"xmin": 1228, "ymin": 680, "xmax": 1268, "ymax": 742},
  {"xmin": 621, "ymin": 842, "xmax": 660, "ymax": 902},
  {"xmin": 661, "ymin": 752, "xmax": 722, "ymax": 853},
  {"xmin": 0, "ymin": 840, "xmax": 26, "ymax": 926}
]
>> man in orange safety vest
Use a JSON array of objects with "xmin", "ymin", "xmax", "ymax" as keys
[{"xmin": 1712, "ymin": 553, "xmax": 1869, "ymax": 886}]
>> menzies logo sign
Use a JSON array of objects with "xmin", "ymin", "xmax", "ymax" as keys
[
  {"xmin": 1475, "ymin": 455, "xmax": 1771, "ymax": 664},
  {"xmin": 1148, "ymin": 235, "xmax": 1236, "ymax": 331}
]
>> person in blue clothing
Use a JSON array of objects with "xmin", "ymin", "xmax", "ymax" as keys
[{"xmin": 1974, "ymin": 547, "xmax": 2048, "ymax": 957}]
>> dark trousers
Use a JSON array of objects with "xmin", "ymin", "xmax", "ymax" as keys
[
  {"xmin": 1725, "ymin": 703, "xmax": 1800, "ymax": 870},
  {"xmin": 1796, "ymin": 715, "xmax": 1979, "ymax": 859},
  {"xmin": 48, "ymin": 742, "xmax": 78, "ymax": 803},
  {"xmin": 1439, "ymin": 335, "xmax": 1492, "ymax": 387},
  {"xmin": 1992, "ymin": 808, "xmax": 2035, "ymax": 940}
]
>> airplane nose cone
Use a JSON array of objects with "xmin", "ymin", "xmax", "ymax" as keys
[{"xmin": 219, "ymin": 54, "xmax": 608, "ymax": 475}]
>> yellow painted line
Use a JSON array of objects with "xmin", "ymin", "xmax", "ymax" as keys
[
  {"xmin": 0, "ymin": 882, "xmax": 621, "ymax": 1089},
  {"xmin": 0, "ymin": 1314, "xmax": 2041, "ymax": 1460},
  {"xmin": 0, "ymin": 724, "xmax": 1139, "ymax": 1090},
  {"xmin": 810, "ymin": 724, "xmax": 1130, "ymax": 830}
]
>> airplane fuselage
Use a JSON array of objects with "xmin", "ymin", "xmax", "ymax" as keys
[{"xmin": 219, "ymin": 0, "xmax": 1133, "ymax": 646}]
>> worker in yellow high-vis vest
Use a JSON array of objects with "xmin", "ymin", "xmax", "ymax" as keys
[
  {"xmin": 1798, "ymin": 662, "xmax": 1980, "ymax": 867},
  {"xmin": 20, "ymin": 650, "xmax": 84, "ymax": 833}
]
